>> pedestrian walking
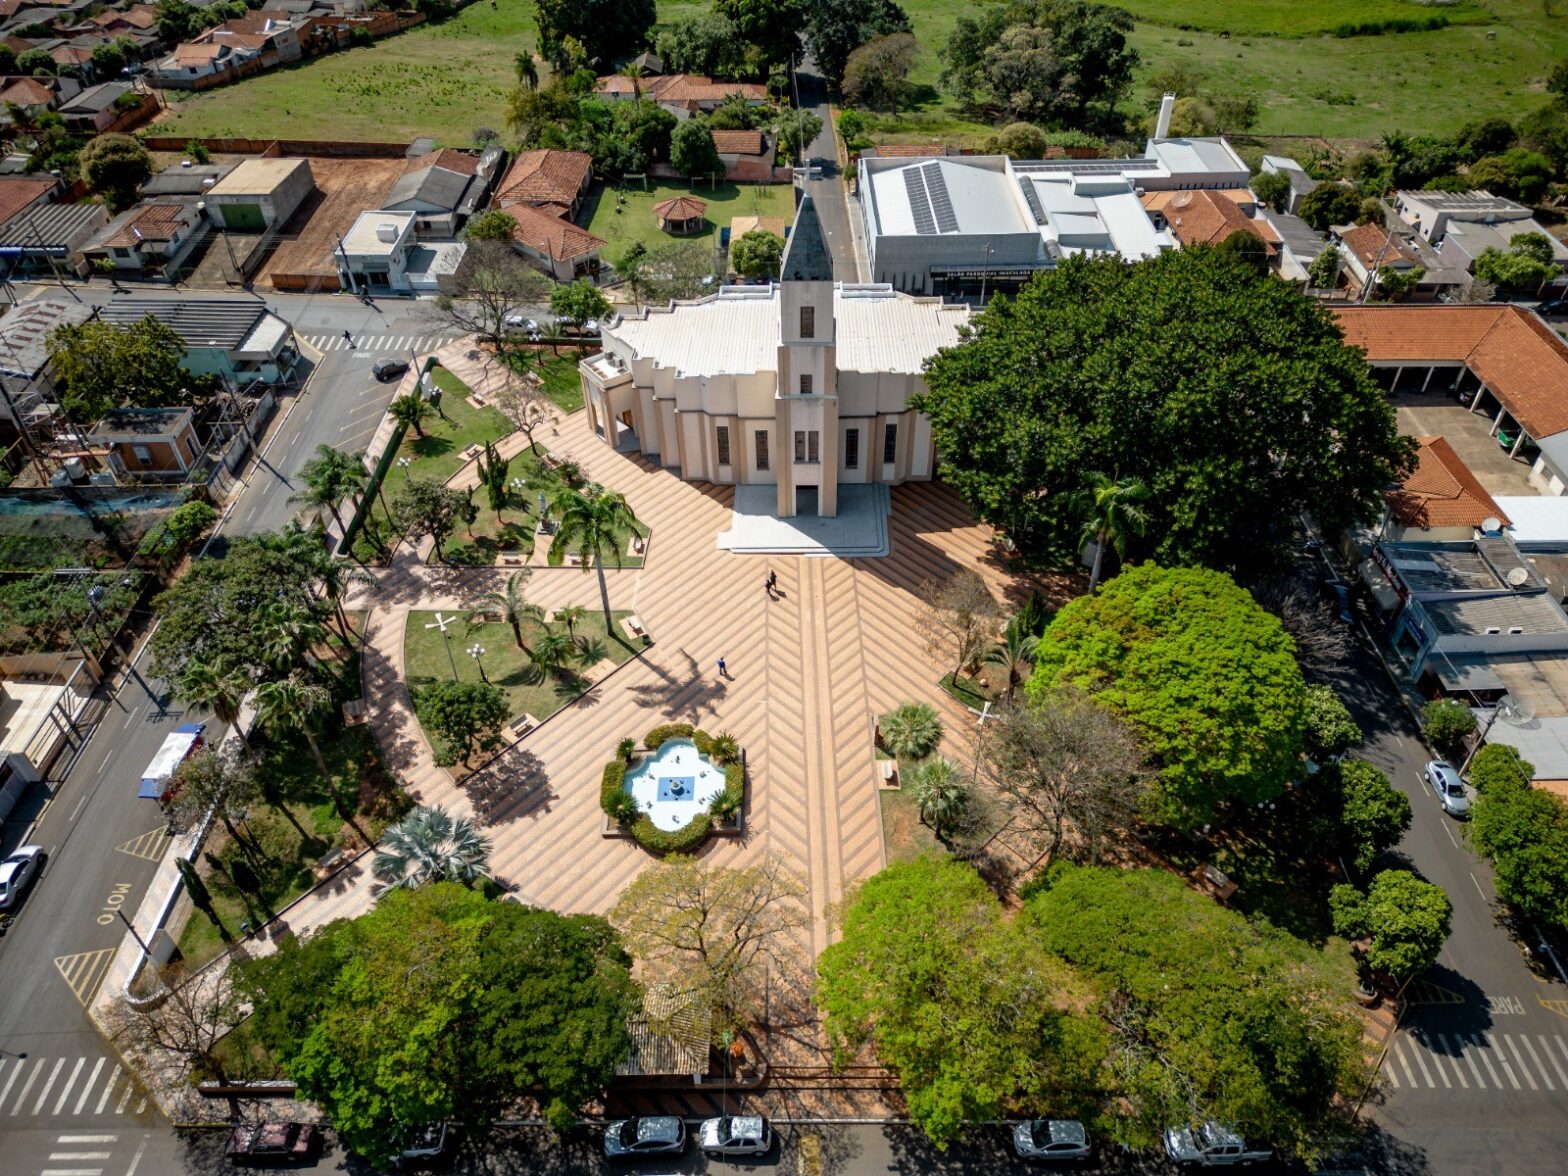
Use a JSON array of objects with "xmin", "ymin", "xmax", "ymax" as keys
[
  {"xmin": 764, "ymin": 574, "xmax": 774, "ymax": 599},
  {"xmin": 767, "ymin": 569, "xmax": 778, "ymax": 593},
  {"xmin": 343, "ymin": 329, "xmax": 354, "ymax": 349},
  {"xmin": 717, "ymin": 657, "xmax": 728, "ymax": 679}
]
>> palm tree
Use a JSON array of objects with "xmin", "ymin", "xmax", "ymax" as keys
[
  {"xmin": 879, "ymin": 701, "xmax": 944, "ymax": 761},
  {"xmin": 473, "ymin": 570, "xmax": 541, "ymax": 651},
  {"xmin": 290, "ymin": 444, "xmax": 363, "ymax": 537},
  {"xmin": 258, "ymin": 601, "xmax": 331, "ymax": 672},
  {"xmin": 390, "ymin": 392, "xmax": 431, "ymax": 439},
  {"xmin": 306, "ymin": 548, "xmax": 374, "ymax": 644},
  {"xmin": 549, "ymin": 483, "xmax": 639, "ymax": 631},
  {"xmin": 530, "ymin": 627, "xmax": 576, "ymax": 682},
  {"xmin": 620, "ymin": 61, "xmax": 644, "ymax": 101},
  {"xmin": 176, "ymin": 656, "xmax": 254, "ymax": 750},
  {"xmin": 986, "ymin": 626, "xmax": 1038, "ymax": 703},
  {"xmin": 254, "ymin": 674, "xmax": 368, "ymax": 843},
  {"xmin": 515, "ymin": 50, "xmax": 539, "ymax": 90},
  {"xmin": 555, "ymin": 604, "xmax": 587, "ymax": 639},
  {"xmin": 371, "ymin": 805, "xmax": 492, "ymax": 896},
  {"xmin": 1066, "ymin": 472, "xmax": 1150, "ymax": 594},
  {"xmin": 905, "ymin": 757, "xmax": 970, "ymax": 846}
]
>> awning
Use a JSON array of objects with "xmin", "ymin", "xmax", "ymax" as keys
[
  {"xmin": 1359, "ymin": 558, "xmax": 1400, "ymax": 611},
  {"xmin": 1433, "ymin": 659, "xmax": 1506, "ymax": 693}
]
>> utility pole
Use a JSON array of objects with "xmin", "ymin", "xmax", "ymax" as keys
[{"xmin": 335, "ymin": 233, "xmax": 359, "ymax": 295}]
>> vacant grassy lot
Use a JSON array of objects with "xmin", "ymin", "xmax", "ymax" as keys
[
  {"xmin": 380, "ymin": 370, "xmax": 512, "ymax": 500},
  {"xmin": 583, "ymin": 180, "xmax": 797, "ymax": 259},
  {"xmin": 1113, "ymin": 0, "xmax": 1492, "ymax": 37},
  {"xmin": 154, "ymin": 2, "xmax": 539, "ymax": 145}
]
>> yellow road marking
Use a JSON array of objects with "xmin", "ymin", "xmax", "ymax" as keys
[
  {"xmin": 1539, "ymin": 997, "xmax": 1568, "ymax": 1019},
  {"xmin": 115, "ymin": 827, "xmax": 170, "ymax": 863},
  {"xmin": 53, "ymin": 949, "xmax": 117, "ymax": 1007},
  {"xmin": 1407, "ymin": 979, "xmax": 1466, "ymax": 1005}
]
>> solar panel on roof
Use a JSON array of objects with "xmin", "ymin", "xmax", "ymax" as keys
[
  {"xmin": 902, "ymin": 166, "xmax": 935, "ymax": 235},
  {"xmin": 921, "ymin": 162, "xmax": 959, "ymax": 233}
]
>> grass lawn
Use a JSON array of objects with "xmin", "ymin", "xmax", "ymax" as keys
[
  {"xmin": 405, "ymin": 607, "xmax": 639, "ymax": 732},
  {"xmin": 583, "ymin": 180, "xmax": 798, "ymax": 260},
  {"xmin": 176, "ymin": 723, "xmax": 411, "ymax": 966},
  {"xmin": 379, "ymin": 369, "xmax": 512, "ymax": 500},
  {"xmin": 537, "ymin": 354, "xmax": 585, "ymax": 413},
  {"xmin": 153, "ymin": 3, "xmax": 540, "ymax": 145}
]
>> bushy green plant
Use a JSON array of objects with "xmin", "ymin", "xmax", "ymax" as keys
[
  {"xmin": 1422, "ymin": 698, "xmax": 1477, "ymax": 758},
  {"xmin": 708, "ymin": 731, "xmax": 740, "ymax": 765},
  {"xmin": 630, "ymin": 812, "xmax": 714, "ymax": 854},
  {"xmin": 1304, "ymin": 683, "xmax": 1361, "ymax": 761},
  {"xmin": 615, "ymin": 737, "xmax": 636, "ymax": 762},
  {"xmin": 600, "ymin": 759, "xmax": 629, "ymax": 817},
  {"xmin": 644, "ymin": 722, "xmax": 695, "ymax": 749},
  {"xmin": 879, "ymin": 702, "xmax": 944, "ymax": 761}
]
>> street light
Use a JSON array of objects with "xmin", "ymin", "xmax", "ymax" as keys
[{"xmin": 467, "ymin": 643, "xmax": 488, "ymax": 683}]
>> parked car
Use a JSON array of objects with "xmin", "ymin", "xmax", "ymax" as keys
[
  {"xmin": 603, "ymin": 1116, "xmax": 685, "ymax": 1158},
  {"xmin": 373, "ymin": 358, "xmax": 410, "ymax": 381},
  {"xmin": 394, "ymin": 1122, "xmax": 451, "ymax": 1168},
  {"xmin": 1163, "ymin": 1123, "xmax": 1272, "ymax": 1167},
  {"xmin": 1424, "ymin": 759, "xmax": 1472, "ymax": 818},
  {"xmin": 582, "ymin": 317, "xmax": 601, "ymax": 335},
  {"xmin": 503, "ymin": 314, "xmax": 539, "ymax": 332},
  {"xmin": 0, "ymin": 845, "xmax": 44, "ymax": 914},
  {"xmin": 1322, "ymin": 577, "xmax": 1353, "ymax": 623},
  {"xmin": 699, "ymin": 1114, "xmax": 771, "ymax": 1155},
  {"xmin": 1537, "ymin": 298, "xmax": 1568, "ymax": 317},
  {"xmin": 226, "ymin": 1122, "xmax": 322, "ymax": 1166},
  {"xmin": 1013, "ymin": 1118, "xmax": 1092, "ymax": 1162}
]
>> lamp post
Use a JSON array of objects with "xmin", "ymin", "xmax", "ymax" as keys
[
  {"xmin": 424, "ymin": 612, "xmax": 460, "ymax": 680},
  {"xmin": 467, "ymin": 643, "xmax": 488, "ymax": 684}
]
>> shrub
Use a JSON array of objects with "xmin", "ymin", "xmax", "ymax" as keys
[
  {"xmin": 615, "ymin": 737, "xmax": 636, "ymax": 762},
  {"xmin": 600, "ymin": 759, "xmax": 628, "ymax": 816},
  {"xmin": 1467, "ymin": 743, "xmax": 1532, "ymax": 794},
  {"xmin": 631, "ymin": 812, "xmax": 714, "ymax": 854},
  {"xmin": 710, "ymin": 762, "xmax": 745, "ymax": 820},
  {"xmin": 1304, "ymin": 683, "xmax": 1361, "ymax": 761},
  {"xmin": 1422, "ymin": 698, "xmax": 1477, "ymax": 758},
  {"xmin": 708, "ymin": 731, "xmax": 740, "ymax": 765},
  {"xmin": 644, "ymin": 722, "xmax": 695, "ymax": 749},
  {"xmin": 879, "ymin": 702, "xmax": 944, "ymax": 761}
]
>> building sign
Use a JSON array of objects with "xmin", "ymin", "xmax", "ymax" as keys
[
  {"xmin": 930, "ymin": 267, "xmax": 1040, "ymax": 280},
  {"xmin": 1371, "ymin": 545, "xmax": 1410, "ymax": 602}
]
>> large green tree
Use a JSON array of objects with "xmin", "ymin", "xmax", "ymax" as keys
[
  {"xmin": 715, "ymin": 0, "xmax": 805, "ymax": 74},
  {"xmin": 1473, "ymin": 231, "xmax": 1560, "ymax": 291},
  {"xmin": 670, "ymin": 118, "xmax": 723, "ymax": 179},
  {"xmin": 1030, "ymin": 865, "xmax": 1366, "ymax": 1155},
  {"xmin": 806, "ymin": 0, "xmax": 911, "ymax": 87},
  {"xmin": 913, "ymin": 248, "xmax": 1412, "ymax": 570},
  {"xmin": 413, "ymin": 679, "xmax": 509, "ymax": 766},
  {"xmin": 48, "ymin": 315, "xmax": 193, "ymax": 422},
  {"xmin": 548, "ymin": 482, "xmax": 640, "ymax": 629},
  {"xmin": 1333, "ymin": 760, "xmax": 1411, "ymax": 874},
  {"xmin": 940, "ymin": 0, "xmax": 1137, "ymax": 129},
  {"xmin": 1027, "ymin": 564, "xmax": 1307, "ymax": 830},
  {"xmin": 1330, "ymin": 869, "xmax": 1451, "ymax": 983},
  {"xmin": 78, "ymin": 132, "xmax": 153, "ymax": 211},
  {"xmin": 234, "ymin": 883, "xmax": 638, "ymax": 1165},
  {"xmin": 817, "ymin": 856, "xmax": 1107, "ymax": 1147},
  {"xmin": 1468, "ymin": 745, "xmax": 1568, "ymax": 926},
  {"xmin": 532, "ymin": 0, "xmax": 654, "ymax": 72},
  {"xmin": 656, "ymin": 12, "xmax": 747, "ymax": 79},
  {"xmin": 729, "ymin": 229, "xmax": 786, "ymax": 278}
]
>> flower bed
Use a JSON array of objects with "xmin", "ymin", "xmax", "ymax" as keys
[{"xmin": 601, "ymin": 722, "xmax": 744, "ymax": 854}]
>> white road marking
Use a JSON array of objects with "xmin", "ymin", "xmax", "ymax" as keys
[
  {"xmin": 40, "ymin": 1168, "xmax": 103, "ymax": 1175},
  {"xmin": 33, "ymin": 1057, "xmax": 66, "ymax": 1114},
  {"xmin": 1474, "ymin": 1035, "xmax": 1505, "ymax": 1087},
  {"xmin": 57, "ymin": 1135, "xmax": 117, "ymax": 1143},
  {"xmin": 11, "ymin": 1056, "xmax": 45, "ymax": 1113},
  {"xmin": 1440, "ymin": 820, "xmax": 1457, "ymax": 848},
  {"xmin": 0, "ymin": 1058, "xmax": 23, "ymax": 1111},
  {"xmin": 73, "ymin": 1059, "xmax": 105, "ymax": 1116},
  {"xmin": 1517, "ymin": 1034, "xmax": 1555, "ymax": 1089},
  {"xmin": 1411, "ymin": 1034, "xmax": 1445, "ymax": 1087},
  {"xmin": 52, "ymin": 1057, "xmax": 85, "ymax": 1114},
  {"xmin": 1485, "ymin": 1033, "xmax": 1523, "ymax": 1089},
  {"xmin": 49, "ymin": 1153, "xmax": 110, "ymax": 1161},
  {"xmin": 1435, "ymin": 1034, "xmax": 1468, "ymax": 1087},
  {"xmin": 125, "ymin": 1133, "xmax": 149, "ymax": 1176},
  {"xmin": 1503, "ymin": 1033, "xmax": 1540, "ymax": 1090},
  {"xmin": 70, "ymin": 794, "xmax": 88, "ymax": 821},
  {"xmin": 1471, "ymin": 872, "xmax": 1487, "ymax": 901},
  {"xmin": 1395, "ymin": 1040, "xmax": 1418, "ymax": 1086},
  {"xmin": 114, "ymin": 1078, "xmax": 133, "ymax": 1114},
  {"xmin": 93, "ymin": 1068, "xmax": 120, "ymax": 1116},
  {"xmin": 1460, "ymin": 1037, "xmax": 1485, "ymax": 1088}
]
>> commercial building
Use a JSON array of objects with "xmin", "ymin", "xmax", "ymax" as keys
[
  {"xmin": 203, "ymin": 157, "xmax": 315, "ymax": 231},
  {"xmin": 1395, "ymin": 189, "xmax": 1568, "ymax": 279},
  {"xmin": 857, "ymin": 135, "xmax": 1250, "ymax": 298},
  {"xmin": 579, "ymin": 197, "xmax": 969, "ymax": 518},
  {"xmin": 93, "ymin": 296, "xmax": 300, "ymax": 385}
]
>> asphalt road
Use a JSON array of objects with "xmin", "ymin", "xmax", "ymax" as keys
[
  {"xmin": 1315, "ymin": 581, "xmax": 1568, "ymax": 1175},
  {"xmin": 795, "ymin": 59, "xmax": 862, "ymax": 282}
]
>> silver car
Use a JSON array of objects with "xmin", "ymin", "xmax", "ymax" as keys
[
  {"xmin": 603, "ymin": 1116, "xmax": 685, "ymax": 1158},
  {"xmin": 1425, "ymin": 759, "xmax": 1472, "ymax": 818},
  {"xmin": 1013, "ymin": 1119, "xmax": 1092, "ymax": 1162},
  {"xmin": 0, "ymin": 845, "xmax": 44, "ymax": 913},
  {"xmin": 699, "ymin": 1114, "xmax": 771, "ymax": 1155}
]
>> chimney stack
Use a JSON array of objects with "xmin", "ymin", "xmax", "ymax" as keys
[{"xmin": 1155, "ymin": 92, "xmax": 1176, "ymax": 139}]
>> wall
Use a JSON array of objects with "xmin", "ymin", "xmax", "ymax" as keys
[{"xmin": 142, "ymin": 136, "xmax": 410, "ymax": 158}]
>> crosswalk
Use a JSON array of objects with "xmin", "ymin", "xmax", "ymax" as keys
[
  {"xmin": 0, "ymin": 1056, "xmax": 146, "ymax": 1121},
  {"xmin": 1386, "ymin": 1027, "xmax": 1568, "ymax": 1092},
  {"xmin": 40, "ymin": 1131, "xmax": 120, "ymax": 1176},
  {"xmin": 301, "ymin": 332, "xmax": 454, "ymax": 354}
]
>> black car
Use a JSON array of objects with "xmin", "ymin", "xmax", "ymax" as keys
[
  {"xmin": 1539, "ymin": 297, "xmax": 1568, "ymax": 317},
  {"xmin": 373, "ymin": 358, "xmax": 410, "ymax": 381},
  {"xmin": 226, "ymin": 1122, "xmax": 322, "ymax": 1167}
]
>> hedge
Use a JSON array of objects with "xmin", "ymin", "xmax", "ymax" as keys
[{"xmin": 600, "ymin": 724, "xmax": 747, "ymax": 853}]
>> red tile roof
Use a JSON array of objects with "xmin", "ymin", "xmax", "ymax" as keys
[
  {"xmin": 51, "ymin": 46, "xmax": 94, "ymax": 66},
  {"xmin": 710, "ymin": 129, "xmax": 765, "ymax": 156},
  {"xmin": 1338, "ymin": 221, "xmax": 1420, "ymax": 269},
  {"xmin": 507, "ymin": 203, "xmax": 605, "ymax": 262},
  {"xmin": 1142, "ymin": 188, "xmax": 1278, "ymax": 253},
  {"xmin": 0, "ymin": 175, "xmax": 55, "ymax": 227},
  {"xmin": 1386, "ymin": 435, "xmax": 1509, "ymax": 529},
  {"xmin": 93, "ymin": 6, "xmax": 158, "ymax": 30},
  {"xmin": 595, "ymin": 73, "xmax": 767, "ymax": 105},
  {"xmin": 102, "ymin": 203, "xmax": 189, "ymax": 247},
  {"xmin": 652, "ymin": 196, "xmax": 706, "ymax": 221},
  {"xmin": 1334, "ymin": 305, "xmax": 1568, "ymax": 440},
  {"xmin": 405, "ymin": 148, "xmax": 480, "ymax": 178},
  {"xmin": 0, "ymin": 78, "xmax": 55, "ymax": 107},
  {"xmin": 494, "ymin": 149, "xmax": 591, "ymax": 210}
]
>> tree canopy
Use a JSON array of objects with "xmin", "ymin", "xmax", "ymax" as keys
[
  {"xmin": 1297, "ymin": 184, "xmax": 1366, "ymax": 233},
  {"xmin": 729, "ymin": 229, "xmax": 786, "ymax": 278},
  {"xmin": 806, "ymin": 0, "xmax": 911, "ymax": 87},
  {"xmin": 818, "ymin": 856, "xmax": 1107, "ymax": 1146},
  {"xmin": 1333, "ymin": 760, "xmax": 1411, "ymax": 875},
  {"xmin": 1029, "ymin": 865, "xmax": 1366, "ymax": 1154},
  {"xmin": 913, "ymin": 248, "xmax": 1412, "ymax": 570},
  {"xmin": 235, "ymin": 884, "xmax": 638, "ymax": 1164},
  {"xmin": 671, "ymin": 118, "xmax": 723, "ymax": 179},
  {"xmin": 1473, "ymin": 231, "xmax": 1560, "ymax": 291},
  {"xmin": 1330, "ymin": 869, "xmax": 1451, "ymax": 982},
  {"xmin": 78, "ymin": 132, "xmax": 153, "ymax": 211},
  {"xmin": 1027, "ymin": 564, "xmax": 1308, "ymax": 830},
  {"xmin": 939, "ymin": 0, "xmax": 1137, "ymax": 129},
  {"xmin": 412, "ymin": 679, "xmax": 508, "ymax": 766},
  {"xmin": 715, "ymin": 0, "xmax": 805, "ymax": 74},
  {"xmin": 656, "ymin": 13, "xmax": 748, "ymax": 79},
  {"xmin": 532, "ymin": 0, "xmax": 654, "ymax": 72},
  {"xmin": 48, "ymin": 315, "xmax": 195, "ymax": 422},
  {"xmin": 1468, "ymin": 745, "xmax": 1568, "ymax": 926},
  {"xmin": 842, "ymin": 31, "xmax": 917, "ymax": 112}
]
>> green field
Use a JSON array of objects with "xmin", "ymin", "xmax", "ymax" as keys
[
  {"xmin": 152, "ymin": 0, "xmax": 1568, "ymax": 148},
  {"xmin": 583, "ymin": 179, "xmax": 797, "ymax": 258}
]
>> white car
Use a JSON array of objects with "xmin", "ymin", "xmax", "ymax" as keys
[
  {"xmin": 0, "ymin": 845, "xmax": 44, "ymax": 913},
  {"xmin": 699, "ymin": 1114, "xmax": 771, "ymax": 1155},
  {"xmin": 502, "ymin": 314, "xmax": 539, "ymax": 332},
  {"xmin": 1013, "ymin": 1118, "xmax": 1091, "ymax": 1161},
  {"xmin": 1424, "ymin": 759, "xmax": 1472, "ymax": 818},
  {"xmin": 582, "ymin": 317, "xmax": 601, "ymax": 335}
]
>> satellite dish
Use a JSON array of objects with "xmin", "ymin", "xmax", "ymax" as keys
[
  {"xmin": 1497, "ymin": 694, "xmax": 1536, "ymax": 726},
  {"xmin": 1481, "ymin": 516, "xmax": 1502, "ymax": 535},
  {"xmin": 1507, "ymin": 566, "xmax": 1530, "ymax": 588}
]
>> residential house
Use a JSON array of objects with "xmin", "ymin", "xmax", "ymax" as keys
[
  {"xmin": 88, "ymin": 5, "xmax": 158, "ymax": 36},
  {"xmin": 1382, "ymin": 436, "xmax": 1510, "ymax": 542},
  {"xmin": 0, "ymin": 296, "xmax": 92, "ymax": 435},
  {"xmin": 580, "ymin": 197, "xmax": 970, "ymax": 519},
  {"xmin": 140, "ymin": 161, "xmax": 235, "ymax": 198},
  {"xmin": 94, "ymin": 295, "xmax": 300, "ymax": 384},
  {"xmin": 333, "ymin": 208, "xmax": 416, "ymax": 293},
  {"xmin": 1141, "ymin": 187, "xmax": 1279, "ymax": 261},
  {"xmin": 0, "ymin": 199, "xmax": 107, "ymax": 276},
  {"xmin": 87, "ymin": 407, "xmax": 201, "ymax": 477},
  {"xmin": 710, "ymin": 129, "xmax": 775, "ymax": 182},
  {"xmin": 49, "ymin": 44, "xmax": 94, "ymax": 75},
  {"xmin": 506, "ymin": 202, "xmax": 604, "ymax": 282},
  {"xmin": 1333, "ymin": 305, "xmax": 1568, "ymax": 495},
  {"xmin": 56, "ymin": 80, "xmax": 136, "ymax": 132},
  {"xmin": 1394, "ymin": 189, "xmax": 1568, "ymax": 282},
  {"xmin": 0, "ymin": 174, "xmax": 57, "ymax": 228},
  {"xmin": 593, "ymin": 72, "xmax": 768, "ymax": 119},
  {"xmin": 1260, "ymin": 207, "xmax": 1327, "ymax": 283},
  {"xmin": 1259, "ymin": 153, "xmax": 1318, "ymax": 213},
  {"xmin": 152, "ymin": 40, "xmax": 257, "ymax": 84},
  {"xmin": 0, "ymin": 75, "xmax": 79, "ymax": 122},
  {"xmin": 203, "ymin": 157, "xmax": 314, "ymax": 230},
  {"xmin": 83, "ymin": 200, "xmax": 206, "ymax": 278},
  {"xmin": 382, "ymin": 146, "xmax": 503, "ymax": 236},
  {"xmin": 1329, "ymin": 221, "xmax": 1430, "ymax": 298},
  {"xmin": 493, "ymin": 148, "xmax": 592, "ymax": 219}
]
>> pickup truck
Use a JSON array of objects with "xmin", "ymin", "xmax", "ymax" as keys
[{"xmin": 1163, "ymin": 1123, "xmax": 1272, "ymax": 1167}]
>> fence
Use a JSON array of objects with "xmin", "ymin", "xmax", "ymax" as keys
[{"xmin": 140, "ymin": 135, "xmax": 412, "ymax": 159}]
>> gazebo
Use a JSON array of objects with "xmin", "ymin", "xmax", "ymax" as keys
[{"xmin": 652, "ymin": 196, "xmax": 707, "ymax": 236}]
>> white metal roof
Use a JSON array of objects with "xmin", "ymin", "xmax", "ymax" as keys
[
  {"xmin": 342, "ymin": 210, "xmax": 415, "ymax": 255},
  {"xmin": 867, "ymin": 158, "xmax": 1031, "ymax": 237},
  {"xmin": 1147, "ymin": 137, "xmax": 1249, "ymax": 178},
  {"xmin": 1496, "ymin": 496, "xmax": 1568, "ymax": 547},
  {"xmin": 609, "ymin": 284, "xmax": 970, "ymax": 379}
]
